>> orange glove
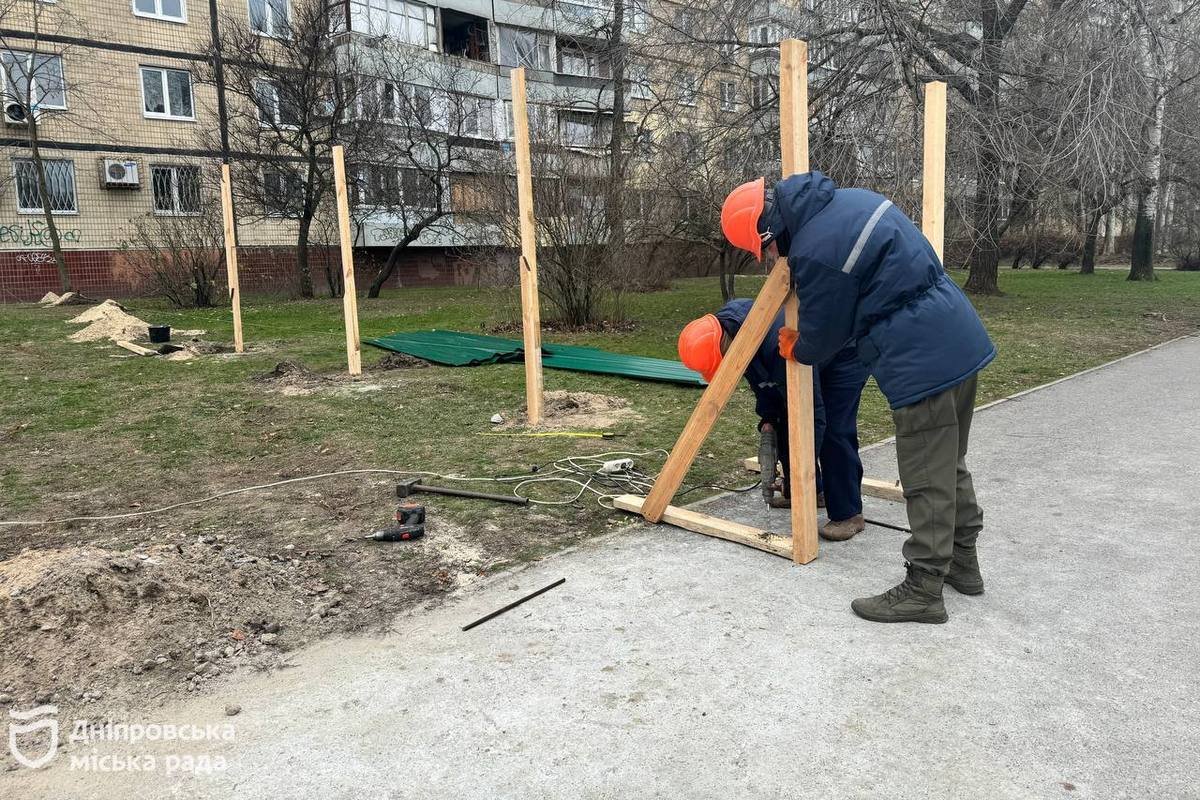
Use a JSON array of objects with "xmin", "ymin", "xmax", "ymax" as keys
[{"xmin": 778, "ymin": 327, "xmax": 799, "ymax": 361}]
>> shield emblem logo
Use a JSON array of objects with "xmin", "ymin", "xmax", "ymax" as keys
[{"xmin": 8, "ymin": 705, "xmax": 59, "ymax": 769}]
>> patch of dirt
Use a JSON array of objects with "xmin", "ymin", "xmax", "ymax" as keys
[
  {"xmin": 371, "ymin": 352, "xmax": 431, "ymax": 371},
  {"xmin": 0, "ymin": 478, "xmax": 498, "ymax": 724},
  {"xmin": 256, "ymin": 360, "xmax": 402, "ymax": 397},
  {"xmin": 504, "ymin": 390, "xmax": 638, "ymax": 430}
]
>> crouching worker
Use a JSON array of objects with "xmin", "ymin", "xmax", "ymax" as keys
[
  {"xmin": 677, "ymin": 298, "xmax": 870, "ymax": 541},
  {"xmin": 719, "ymin": 171, "xmax": 995, "ymax": 624}
]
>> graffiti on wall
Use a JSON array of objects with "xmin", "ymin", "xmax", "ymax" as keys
[
  {"xmin": 14, "ymin": 251, "xmax": 56, "ymax": 263},
  {"xmin": 0, "ymin": 220, "xmax": 82, "ymax": 248}
]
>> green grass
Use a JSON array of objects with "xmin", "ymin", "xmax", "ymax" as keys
[{"xmin": 2, "ymin": 269, "xmax": 1198, "ymax": 544}]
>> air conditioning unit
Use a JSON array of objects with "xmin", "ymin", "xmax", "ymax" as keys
[
  {"xmin": 102, "ymin": 158, "xmax": 140, "ymax": 188},
  {"xmin": 3, "ymin": 101, "xmax": 33, "ymax": 126}
]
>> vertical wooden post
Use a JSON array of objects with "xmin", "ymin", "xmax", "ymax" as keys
[
  {"xmin": 219, "ymin": 163, "xmax": 244, "ymax": 354},
  {"xmin": 510, "ymin": 68, "xmax": 545, "ymax": 426},
  {"xmin": 921, "ymin": 80, "xmax": 947, "ymax": 262},
  {"xmin": 779, "ymin": 39, "xmax": 818, "ymax": 565},
  {"xmin": 331, "ymin": 144, "xmax": 362, "ymax": 376}
]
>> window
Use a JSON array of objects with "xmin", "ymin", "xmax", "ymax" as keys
[
  {"xmin": 249, "ymin": 0, "xmax": 290, "ymax": 37},
  {"xmin": 750, "ymin": 74, "xmax": 775, "ymax": 109},
  {"xmin": 720, "ymin": 81, "xmax": 737, "ymax": 111},
  {"xmin": 13, "ymin": 158, "xmax": 77, "ymax": 213},
  {"xmin": 255, "ymin": 79, "xmax": 299, "ymax": 127},
  {"xmin": 150, "ymin": 165, "xmax": 201, "ymax": 214},
  {"xmin": 451, "ymin": 94, "xmax": 494, "ymax": 139},
  {"xmin": 750, "ymin": 23, "xmax": 773, "ymax": 44},
  {"xmin": 348, "ymin": 0, "xmax": 436, "ymax": 49},
  {"xmin": 442, "ymin": 10, "xmax": 490, "ymax": 62},
  {"xmin": 558, "ymin": 44, "xmax": 609, "ymax": 78},
  {"xmin": 133, "ymin": 0, "xmax": 185, "ymax": 22},
  {"xmin": 356, "ymin": 165, "xmax": 439, "ymax": 208},
  {"xmin": 401, "ymin": 168, "xmax": 438, "ymax": 208},
  {"xmin": 624, "ymin": 0, "xmax": 648, "ymax": 33},
  {"xmin": 503, "ymin": 99, "xmax": 551, "ymax": 141},
  {"xmin": 678, "ymin": 73, "xmax": 697, "ymax": 106},
  {"xmin": 262, "ymin": 168, "xmax": 302, "ymax": 216},
  {"xmin": 140, "ymin": 66, "xmax": 194, "ymax": 119},
  {"xmin": 0, "ymin": 51, "xmax": 66, "ymax": 110},
  {"xmin": 497, "ymin": 26, "xmax": 551, "ymax": 71},
  {"xmin": 628, "ymin": 64, "xmax": 650, "ymax": 100},
  {"xmin": 558, "ymin": 110, "xmax": 608, "ymax": 148}
]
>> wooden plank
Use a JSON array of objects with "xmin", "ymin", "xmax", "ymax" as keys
[
  {"xmin": 510, "ymin": 68, "xmax": 545, "ymax": 427},
  {"xmin": 743, "ymin": 456, "xmax": 906, "ymax": 503},
  {"xmin": 219, "ymin": 163, "xmax": 245, "ymax": 354},
  {"xmin": 613, "ymin": 495, "xmax": 792, "ymax": 559},
  {"xmin": 115, "ymin": 340, "xmax": 157, "ymax": 356},
  {"xmin": 921, "ymin": 80, "xmax": 947, "ymax": 262},
  {"xmin": 779, "ymin": 39, "xmax": 818, "ymax": 565},
  {"xmin": 639, "ymin": 261, "xmax": 792, "ymax": 523},
  {"xmin": 331, "ymin": 145, "xmax": 362, "ymax": 376},
  {"xmin": 861, "ymin": 477, "xmax": 905, "ymax": 504}
]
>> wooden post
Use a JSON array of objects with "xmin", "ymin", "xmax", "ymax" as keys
[
  {"xmin": 510, "ymin": 68, "xmax": 545, "ymax": 426},
  {"xmin": 219, "ymin": 163, "xmax": 244, "ymax": 353},
  {"xmin": 331, "ymin": 144, "xmax": 362, "ymax": 376},
  {"xmin": 921, "ymin": 80, "xmax": 947, "ymax": 262},
  {"xmin": 779, "ymin": 39, "xmax": 818, "ymax": 564}
]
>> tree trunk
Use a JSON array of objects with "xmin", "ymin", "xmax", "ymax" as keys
[
  {"xmin": 1129, "ymin": 193, "xmax": 1155, "ymax": 281},
  {"xmin": 26, "ymin": 114, "xmax": 70, "ymax": 292},
  {"xmin": 1080, "ymin": 208, "xmax": 1102, "ymax": 275},
  {"xmin": 604, "ymin": 0, "xmax": 628, "ymax": 287},
  {"xmin": 295, "ymin": 215, "xmax": 315, "ymax": 297},
  {"xmin": 963, "ymin": 8, "xmax": 1004, "ymax": 296},
  {"xmin": 1102, "ymin": 209, "xmax": 1116, "ymax": 255}
]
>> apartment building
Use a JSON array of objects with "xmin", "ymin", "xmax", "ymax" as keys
[{"xmin": 0, "ymin": 0, "xmax": 825, "ymax": 301}]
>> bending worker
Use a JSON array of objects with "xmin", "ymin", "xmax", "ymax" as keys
[
  {"xmin": 718, "ymin": 171, "xmax": 995, "ymax": 624},
  {"xmin": 678, "ymin": 298, "xmax": 870, "ymax": 541}
]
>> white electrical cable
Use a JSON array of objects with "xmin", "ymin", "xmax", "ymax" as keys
[{"xmin": 0, "ymin": 450, "xmax": 673, "ymax": 527}]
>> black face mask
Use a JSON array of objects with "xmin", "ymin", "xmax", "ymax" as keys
[{"xmin": 757, "ymin": 188, "xmax": 791, "ymax": 255}]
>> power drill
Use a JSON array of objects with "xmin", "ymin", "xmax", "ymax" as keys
[
  {"xmin": 364, "ymin": 503, "xmax": 426, "ymax": 542},
  {"xmin": 758, "ymin": 426, "xmax": 790, "ymax": 509}
]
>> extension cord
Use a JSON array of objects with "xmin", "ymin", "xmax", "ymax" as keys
[{"xmin": 600, "ymin": 458, "xmax": 634, "ymax": 474}]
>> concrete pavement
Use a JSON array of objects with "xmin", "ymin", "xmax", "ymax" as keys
[{"xmin": 6, "ymin": 336, "xmax": 1200, "ymax": 799}]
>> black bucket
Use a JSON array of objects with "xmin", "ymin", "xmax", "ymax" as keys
[{"xmin": 148, "ymin": 325, "xmax": 171, "ymax": 343}]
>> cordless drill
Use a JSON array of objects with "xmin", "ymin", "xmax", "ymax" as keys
[{"xmin": 364, "ymin": 503, "xmax": 426, "ymax": 542}]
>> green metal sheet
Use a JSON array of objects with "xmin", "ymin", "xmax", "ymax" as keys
[
  {"xmin": 363, "ymin": 330, "xmax": 525, "ymax": 366},
  {"xmin": 364, "ymin": 329, "xmax": 705, "ymax": 386},
  {"xmin": 540, "ymin": 342, "xmax": 705, "ymax": 386}
]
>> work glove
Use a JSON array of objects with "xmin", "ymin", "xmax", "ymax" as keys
[{"xmin": 778, "ymin": 327, "xmax": 799, "ymax": 361}]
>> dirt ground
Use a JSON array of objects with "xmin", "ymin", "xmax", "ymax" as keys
[{"xmin": 0, "ymin": 360, "xmax": 595, "ymax": 721}]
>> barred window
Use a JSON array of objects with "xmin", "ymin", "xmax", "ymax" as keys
[
  {"xmin": 140, "ymin": 66, "xmax": 194, "ymax": 119},
  {"xmin": 151, "ymin": 165, "xmax": 201, "ymax": 214},
  {"xmin": 13, "ymin": 158, "xmax": 77, "ymax": 213}
]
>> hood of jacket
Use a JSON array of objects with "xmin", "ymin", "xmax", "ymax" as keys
[{"xmin": 769, "ymin": 171, "xmax": 838, "ymax": 253}]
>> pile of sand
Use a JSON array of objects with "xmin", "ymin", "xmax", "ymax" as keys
[{"xmin": 67, "ymin": 300, "xmax": 150, "ymax": 343}]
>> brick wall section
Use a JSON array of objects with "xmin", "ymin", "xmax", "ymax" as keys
[{"xmin": 0, "ymin": 246, "xmax": 492, "ymax": 302}]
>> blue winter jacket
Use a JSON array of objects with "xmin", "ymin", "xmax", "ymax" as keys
[
  {"xmin": 774, "ymin": 171, "xmax": 995, "ymax": 409},
  {"xmin": 715, "ymin": 298, "xmax": 824, "ymax": 425}
]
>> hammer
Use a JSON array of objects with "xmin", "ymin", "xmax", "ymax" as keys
[{"xmin": 395, "ymin": 478, "xmax": 528, "ymax": 506}]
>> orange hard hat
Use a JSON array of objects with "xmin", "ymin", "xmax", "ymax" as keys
[
  {"xmin": 721, "ymin": 177, "xmax": 767, "ymax": 260},
  {"xmin": 678, "ymin": 314, "xmax": 724, "ymax": 382}
]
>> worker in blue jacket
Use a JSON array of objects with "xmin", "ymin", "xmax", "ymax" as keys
[
  {"xmin": 719, "ymin": 171, "xmax": 996, "ymax": 624},
  {"xmin": 679, "ymin": 299, "xmax": 870, "ymax": 540}
]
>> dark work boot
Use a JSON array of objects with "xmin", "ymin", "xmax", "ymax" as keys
[
  {"xmin": 851, "ymin": 564, "xmax": 948, "ymax": 624},
  {"xmin": 945, "ymin": 546, "xmax": 984, "ymax": 595}
]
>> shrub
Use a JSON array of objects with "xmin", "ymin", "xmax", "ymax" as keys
[{"xmin": 122, "ymin": 204, "xmax": 225, "ymax": 308}]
